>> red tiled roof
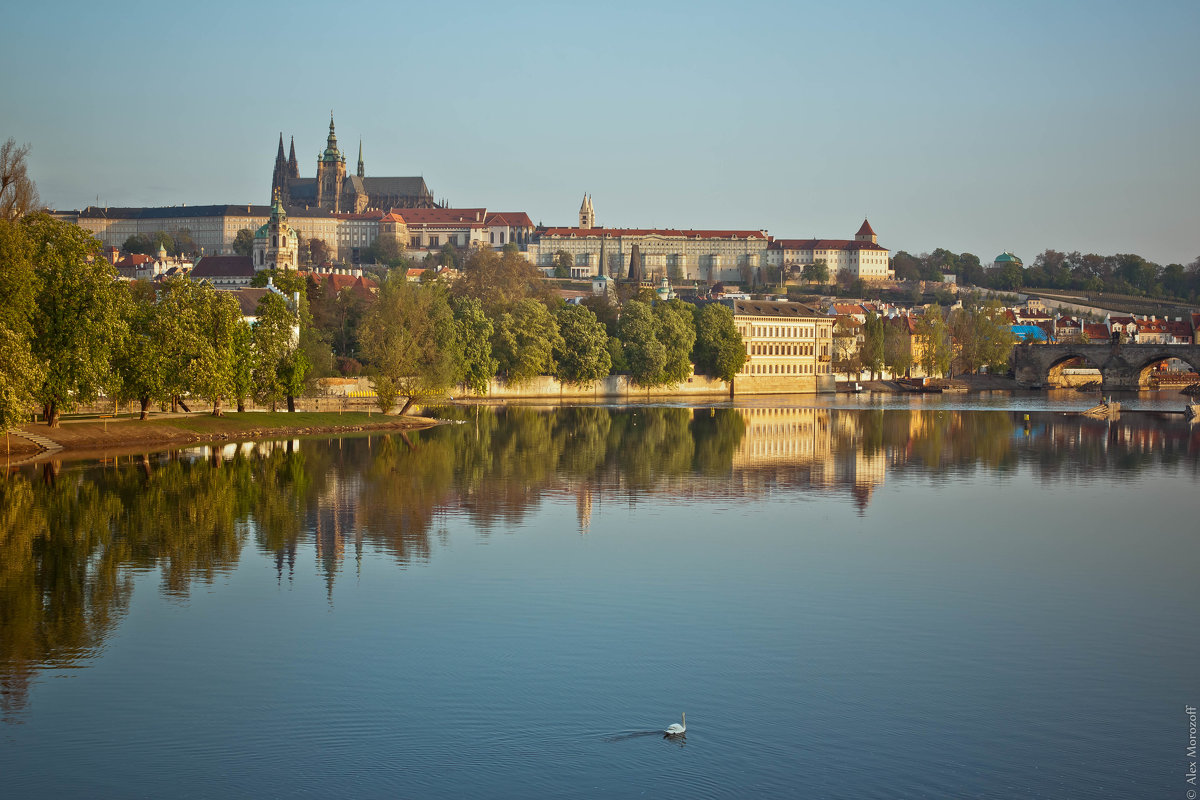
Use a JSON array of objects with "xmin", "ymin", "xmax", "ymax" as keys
[
  {"xmin": 1165, "ymin": 321, "xmax": 1192, "ymax": 340},
  {"xmin": 380, "ymin": 212, "xmax": 406, "ymax": 223},
  {"xmin": 856, "ymin": 219, "xmax": 876, "ymax": 237},
  {"xmin": 883, "ymin": 314, "xmax": 918, "ymax": 334},
  {"xmin": 485, "ymin": 211, "xmax": 534, "ymax": 228},
  {"xmin": 116, "ymin": 254, "xmax": 155, "ymax": 267},
  {"xmin": 540, "ymin": 227, "xmax": 768, "ymax": 240},
  {"xmin": 192, "ymin": 255, "xmax": 254, "ymax": 278},
  {"xmin": 1084, "ymin": 323, "xmax": 1109, "ymax": 340},
  {"xmin": 770, "ymin": 238, "xmax": 886, "ymax": 252},
  {"xmin": 394, "ymin": 208, "xmax": 488, "ymax": 225},
  {"xmin": 832, "ymin": 303, "xmax": 866, "ymax": 315}
]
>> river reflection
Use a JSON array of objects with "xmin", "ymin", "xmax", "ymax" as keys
[{"xmin": 2, "ymin": 406, "xmax": 1197, "ymax": 723}]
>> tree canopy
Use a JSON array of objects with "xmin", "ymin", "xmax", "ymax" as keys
[
  {"xmin": 692, "ymin": 303, "xmax": 746, "ymax": 383},
  {"xmin": 493, "ymin": 299, "xmax": 562, "ymax": 385},
  {"xmin": 24, "ymin": 214, "xmax": 124, "ymax": 426},
  {"xmin": 359, "ymin": 275, "xmax": 462, "ymax": 414},
  {"xmin": 553, "ymin": 303, "xmax": 611, "ymax": 385}
]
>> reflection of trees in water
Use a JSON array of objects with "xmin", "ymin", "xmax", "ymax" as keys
[
  {"xmin": 3, "ymin": 407, "xmax": 1196, "ymax": 718},
  {"xmin": 0, "ymin": 445, "xmax": 328, "ymax": 720}
]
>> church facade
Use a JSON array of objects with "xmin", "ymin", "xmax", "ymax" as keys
[{"xmin": 270, "ymin": 116, "xmax": 438, "ymax": 213}]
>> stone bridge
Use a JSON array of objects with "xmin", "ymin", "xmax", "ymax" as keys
[{"xmin": 1011, "ymin": 343, "xmax": 1200, "ymax": 390}]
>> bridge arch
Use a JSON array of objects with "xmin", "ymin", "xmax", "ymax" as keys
[
  {"xmin": 1129, "ymin": 351, "xmax": 1200, "ymax": 390},
  {"xmin": 1044, "ymin": 352, "xmax": 1103, "ymax": 388}
]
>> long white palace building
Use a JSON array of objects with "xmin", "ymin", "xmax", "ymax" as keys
[{"xmin": 54, "ymin": 194, "xmax": 890, "ymax": 282}]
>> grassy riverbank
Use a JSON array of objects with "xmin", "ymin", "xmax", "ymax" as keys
[{"xmin": 6, "ymin": 411, "xmax": 439, "ymax": 459}]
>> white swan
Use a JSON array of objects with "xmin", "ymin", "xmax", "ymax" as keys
[{"xmin": 664, "ymin": 712, "xmax": 686, "ymax": 736}]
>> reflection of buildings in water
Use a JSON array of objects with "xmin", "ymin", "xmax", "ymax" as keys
[
  {"xmin": 733, "ymin": 407, "xmax": 832, "ymax": 470},
  {"xmin": 186, "ymin": 439, "xmax": 302, "ymax": 463},
  {"xmin": 731, "ymin": 407, "xmax": 885, "ymax": 509},
  {"xmin": 575, "ymin": 485, "xmax": 593, "ymax": 535},
  {"xmin": 312, "ymin": 473, "xmax": 367, "ymax": 598}
]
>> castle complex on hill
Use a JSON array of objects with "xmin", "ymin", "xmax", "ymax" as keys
[{"xmin": 53, "ymin": 114, "xmax": 891, "ymax": 284}]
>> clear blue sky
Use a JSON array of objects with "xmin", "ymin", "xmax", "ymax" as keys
[{"xmin": 4, "ymin": 0, "xmax": 1197, "ymax": 266}]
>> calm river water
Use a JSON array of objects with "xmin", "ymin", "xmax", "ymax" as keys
[{"xmin": 1, "ymin": 398, "xmax": 1197, "ymax": 798}]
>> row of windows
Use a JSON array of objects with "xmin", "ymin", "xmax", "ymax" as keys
[
  {"xmin": 743, "ymin": 325, "xmax": 825, "ymax": 339},
  {"xmin": 741, "ymin": 363, "xmax": 828, "ymax": 375},
  {"xmin": 748, "ymin": 343, "xmax": 818, "ymax": 356}
]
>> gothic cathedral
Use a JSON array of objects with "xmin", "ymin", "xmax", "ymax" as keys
[{"xmin": 270, "ymin": 115, "xmax": 439, "ymax": 213}]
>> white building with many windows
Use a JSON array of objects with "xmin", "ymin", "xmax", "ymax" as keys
[
  {"xmin": 765, "ymin": 219, "xmax": 892, "ymax": 282},
  {"xmin": 728, "ymin": 299, "xmax": 836, "ymax": 394}
]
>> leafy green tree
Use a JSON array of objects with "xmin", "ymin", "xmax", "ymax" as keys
[
  {"xmin": 359, "ymin": 275, "xmax": 463, "ymax": 414},
  {"xmin": 172, "ymin": 228, "xmax": 197, "ymax": 256},
  {"xmin": 553, "ymin": 250, "xmax": 572, "ymax": 278},
  {"xmin": 278, "ymin": 347, "xmax": 311, "ymax": 413},
  {"xmin": 617, "ymin": 300, "xmax": 667, "ymax": 386},
  {"xmin": 882, "ymin": 319, "xmax": 913, "ymax": 379},
  {"xmin": 0, "ymin": 325, "xmax": 40, "ymax": 432},
  {"xmin": 123, "ymin": 233, "xmax": 153, "ymax": 255},
  {"xmin": 454, "ymin": 247, "xmax": 553, "ymax": 316},
  {"xmin": 251, "ymin": 292, "xmax": 295, "ymax": 411},
  {"xmin": 655, "ymin": 299, "xmax": 697, "ymax": 384},
  {"xmin": 915, "ymin": 305, "xmax": 951, "ymax": 377},
  {"xmin": 149, "ymin": 231, "xmax": 174, "ymax": 256},
  {"xmin": 0, "ymin": 219, "xmax": 39, "ymax": 431},
  {"xmin": 365, "ymin": 236, "xmax": 407, "ymax": 267},
  {"xmin": 24, "ymin": 214, "xmax": 123, "ymax": 426},
  {"xmin": 802, "ymin": 258, "xmax": 830, "ymax": 285},
  {"xmin": 581, "ymin": 294, "xmax": 620, "ymax": 336},
  {"xmin": 451, "ymin": 296, "xmax": 496, "ymax": 395},
  {"xmin": 231, "ymin": 228, "xmax": 255, "ymax": 257},
  {"xmin": 305, "ymin": 237, "xmax": 330, "ymax": 266},
  {"xmin": 692, "ymin": 303, "xmax": 746, "ymax": 383},
  {"xmin": 190, "ymin": 289, "xmax": 244, "ymax": 415},
  {"xmin": 554, "ymin": 304, "xmax": 611, "ymax": 384},
  {"xmin": 860, "ymin": 313, "xmax": 885, "ymax": 379},
  {"xmin": 230, "ymin": 319, "xmax": 253, "ymax": 412},
  {"xmin": 111, "ymin": 281, "xmax": 169, "ymax": 419},
  {"xmin": 493, "ymin": 299, "xmax": 562, "ymax": 384},
  {"xmin": 950, "ymin": 302, "xmax": 1015, "ymax": 375},
  {"xmin": 891, "ymin": 251, "xmax": 921, "ymax": 282},
  {"xmin": 991, "ymin": 261, "xmax": 1024, "ymax": 291}
]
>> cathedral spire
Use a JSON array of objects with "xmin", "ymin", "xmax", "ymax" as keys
[
  {"xmin": 357, "ymin": 139, "xmax": 364, "ymax": 178},
  {"xmin": 287, "ymin": 136, "xmax": 298, "ymax": 178},
  {"xmin": 271, "ymin": 133, "xmax": 288, "ymax": 203},
  {"xmin": 323, "ymin": 112, "xmax": 342, "ymax": 163}
]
